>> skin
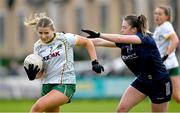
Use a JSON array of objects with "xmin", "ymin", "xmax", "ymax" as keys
[
  {"xmin": 154, "ymin": 7, "xmax": 179, "ymax": 55},
  {"xmin": 154, "ymin": 8, "xmax": 169, "ymax": 26},
  {"xmin": 37, "ymin": 27, "xmax": 55, "ymax": 43},
  {"xmin": 154, "ymin": 7, "xmax": 180, "ymax": 103},
  {"xmin": 31, "ymin": 26, "xmax": 98, "ymax": 113},
  {"xmin": 90, "ymin": 19, "xmax": 169, "ymax": 112},
  {"xmin": 90, "ymin": 20, "xmax": 142, "ymax": 47},
  {"xmin": 37, "ymin": 27, "xmax": 97, "ymax": 60},
  {"xmin": 35, "ymin": 70, "xmax": 45, "ymax": 79}
]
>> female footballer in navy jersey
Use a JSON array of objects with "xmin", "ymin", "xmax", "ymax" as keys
[
  {"xmin": 82, "ymin": 15, "xmax": 172, "ymax": 112},
  {"xmin": 23, "ymin": 13, "xmax": 104, "ymax": 113}
]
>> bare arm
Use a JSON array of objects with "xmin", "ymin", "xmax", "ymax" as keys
[
  {"xmin": 100, "ymin": 33, "xmax": 142, "ymax": 44},
  {"xmin": 81, "ymin": 29, "xmax": 142, "ymax": 44},
  {"xmin": 75, "ymin": 35, "xmax": 97, "ymax": 61},
  {"xmin": 75, "ymin": 35, "xmax": 104, "ymax": 74},
  {"xmin": 166, "ymin": 33, "xmax": 179, "ymax": 55},
  {"xmin": 36, "ymin": 70, "xmax": 45, "ymax": 79},
  {"xmin": 90, "ymin": 38, "xmax": 116, "ymax": 47}
]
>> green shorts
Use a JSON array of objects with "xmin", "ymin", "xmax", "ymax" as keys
[
  {"xmin": 168, "ymin": 67, "xmax": 180, "ymax": 76},
  {"xmin": 41, "ymin": 84, "xmax": 76, "ymax": 102}
]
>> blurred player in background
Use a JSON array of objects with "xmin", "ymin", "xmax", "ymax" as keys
[
  {"xmin": 24, "ymin": 13, "xmax": 104, "ymax": 113},
  {"xmin": 82, "ymin": 14, "xmax": 172, "ymax": 112},
  {"xmin": 153, "ymin": 5, "xmax": 180, "ymax": 103}
]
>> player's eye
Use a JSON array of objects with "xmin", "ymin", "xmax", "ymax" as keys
[
  {"xmin": 122, "ymin": 26, "xmax": 126, "ymax": 29},
  {"xmin": 39, "ymin": 32, "xmax": 43, "ymax": 34},
  {"xmin": 44, "ymin": 32, "xmax": 49, "ymax": 35}
]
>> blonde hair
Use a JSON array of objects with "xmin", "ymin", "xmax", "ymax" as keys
[{"xmin": 24, "ymin": 13, "xmax": 55, "ymax": 30}]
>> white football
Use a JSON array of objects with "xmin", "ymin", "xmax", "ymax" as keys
[{"xmin": 24, "ymin": 54, "xmax": 43, "ymax": 71}]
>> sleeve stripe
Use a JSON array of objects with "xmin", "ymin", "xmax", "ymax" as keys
[
  {"xmin": 164, "ymin": 32, "xmax": 176, "ymax": 39},
  {"xmin": 74, "ymin": 35, "xmax": 79, "ymax": 45}
]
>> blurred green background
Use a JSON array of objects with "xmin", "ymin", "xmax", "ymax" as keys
[
  {"xmin": 0, "ymin": 0, "xmax": 180, "ymax": 112},
  {"xmin": 0, "ymin": 99, "xmax": 179, "ymax": 112}
]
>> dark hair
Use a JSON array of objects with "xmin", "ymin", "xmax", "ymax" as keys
[{"xmin": 124, "ymin": 14, "xmax": 148, "ymax": 35}]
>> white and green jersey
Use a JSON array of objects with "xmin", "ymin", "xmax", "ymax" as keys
[
  {"xmin": 153, "ymin": 21, "xmax": 179, "ymax": 69},
  {"xmin": 33, "ymin": 32, "xmax": 77, "ymax": 84}
]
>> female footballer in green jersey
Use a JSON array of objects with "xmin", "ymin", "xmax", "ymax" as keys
[
  {"xmin": 153, "ymin": 5, "xmax": 180, "ymax": 103},
  {"xmin": 24, "ymin": 13, "xmax": 104, "ymax": 113}
]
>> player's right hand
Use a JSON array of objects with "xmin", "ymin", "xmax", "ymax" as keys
[
  {"xmin": 81, "ymin": 29, "xmax": 100, "ymax": 38},
  {"xmin": 24, "ymin": 64, "xmax": 40, "ymax": 81},
  {"xmin": 91, "ymin": 60, "xmax": 104, "ymax": 74}
]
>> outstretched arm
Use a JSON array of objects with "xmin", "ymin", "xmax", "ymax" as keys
[
  {"xmin": 100, "ymin": 33, "xmax": 142, "ymax": 44},
  {"xmin": 81, "ymin": 29, "xmax": 142, "ymax": 44},
  {"xmin": 90, "ymin": 38, "xmax": 116, "ymax": 47}
]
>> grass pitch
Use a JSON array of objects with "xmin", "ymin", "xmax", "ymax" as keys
[{"xmin": 0, "ymin": 98, "xmax": 179, "ymax": 112}]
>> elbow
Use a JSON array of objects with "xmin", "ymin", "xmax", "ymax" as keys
[
  {"xmin": 86, "ymin": 39, "xmax": 94, "ymax": 48},
  {"xmin": 172, "ymin": 36, "xmax": 179, "ymax": 47},
  {"xmin": 89, "ymin": 39, "xmax": 97, "ymax": 46},
  {"xmin": 177, "ymin": 38, "xmax": 179, "ymax": 44},
  {"xmin": 175, "ymin": 38, "xmax": 179, "ymax": 47}
]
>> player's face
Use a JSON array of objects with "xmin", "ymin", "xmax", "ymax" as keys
[
  {"xmin": 154, "ymin": 8, "xmax": 169, "ymax": 26},
  {"xmin": 121, "ymin": 20, "xmax": 136, "ymax": 35},
  {"xmin": 37, "ymin": 27, "xmax": 55, "ymax": 43}
]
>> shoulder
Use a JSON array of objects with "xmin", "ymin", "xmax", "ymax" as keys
[
  {"xmin": 159, "ymin": 22, "xmax": 175, "ymax": 37},
  {"xmin": 64, "ymin": 33, "xmax": 76, "ymax": 39},
  {"xmin": 33, "ymin": 39, "xmax": 43, "ymax": 53},
  {"xmin": 55, "ymin": 32, "xmax": 65, "ymax": 39},
  {"xmin": 163, "ymin": 21, "xmax": 173, "ymax": 26},
  {"xmin": 55, "ymin": 32, "xmax": 77, "ymax": 46},
  {"xmin": 34, "ymin": 39, "xmax": 42, "ymax": 48},
  {"xmin": 136, "ymin": 32, "xmax": 146, "ymax": 40},
  {"xmin": 161, "ymin": 21, "xmax": 174, "ymax": 30},
  {"xmin": 55, "ymin": 32, "xmax": 76, "ymax": 39},
  {"xmin": 136, "ymin": 33, "xmax": 156, "ymax": 46}
]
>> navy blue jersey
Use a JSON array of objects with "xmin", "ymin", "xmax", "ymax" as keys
[{"xmin": 116, "ymin": 33, "xmax": 168, "ymax": 81}]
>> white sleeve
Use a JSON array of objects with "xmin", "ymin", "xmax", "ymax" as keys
[
  {"xmin": 33, "ymin": 45, "xmax": 38, "ymax": 54},
  {"xmin": 162, "ymin": 22, "xmax": 175, "ymax": 38},
  {"xmin": 65, "ymin": 33, "xmax": 77, "ymax": 47},
  {"xmin": 33, "ymin": 41, "xmax": 40, "ymax": 54}
]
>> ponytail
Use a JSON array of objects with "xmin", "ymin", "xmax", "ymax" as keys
[
  {"xmin": 138, "ymin": 15, "xmax": 148, "ymax": 35},
  {"xmin": 124, "ymin": 14, "xmax": 149, "ymax": 35},
  {"xmin": 24, "ymin": 12, "xmax": 55, "ymax": 30},
  {"xmin": 24, "ymin": 13, "xmax": 46, "ymax": 27}
]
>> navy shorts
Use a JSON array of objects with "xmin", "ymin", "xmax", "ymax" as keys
[{"xmin": 131, "ymin": 77, "xmax": 172, "ymax": 104}]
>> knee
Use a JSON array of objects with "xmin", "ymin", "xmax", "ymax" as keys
[
  {"xmin": 30, "ymin": 102, "xmax": 45, "ymax": 112},
  {"xmin": 116, "ymin": 106, "xmax": 128, "ymax": 113},
  {"xmin": 173, "ymin": 95, "xmax": 180, "ymax": 103}
]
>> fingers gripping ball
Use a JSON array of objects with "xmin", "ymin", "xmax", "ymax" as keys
[
  {"xmin": 92, "ymin": 60, "xmax": 104, "ymax": 74},
  {"xmin": 24, "ymin": 54, "xmax": 43, "ymax": 80}
]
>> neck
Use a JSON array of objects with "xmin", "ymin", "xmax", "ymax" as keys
[{"xmin": 46, "ymin": 33, "xmax": 56, "ymax": 43}]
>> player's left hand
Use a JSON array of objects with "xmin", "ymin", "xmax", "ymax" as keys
[
  {"xmin": 91, "ymin": 60, "xmax": 104, "ymax": 74},
  {"xmin": 162, "ymin": 54, "xmax": 168, "ymax": 61},
  {"xmin": 81, "ymin": 29, "xmax": 100, "ymax": 38}
]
